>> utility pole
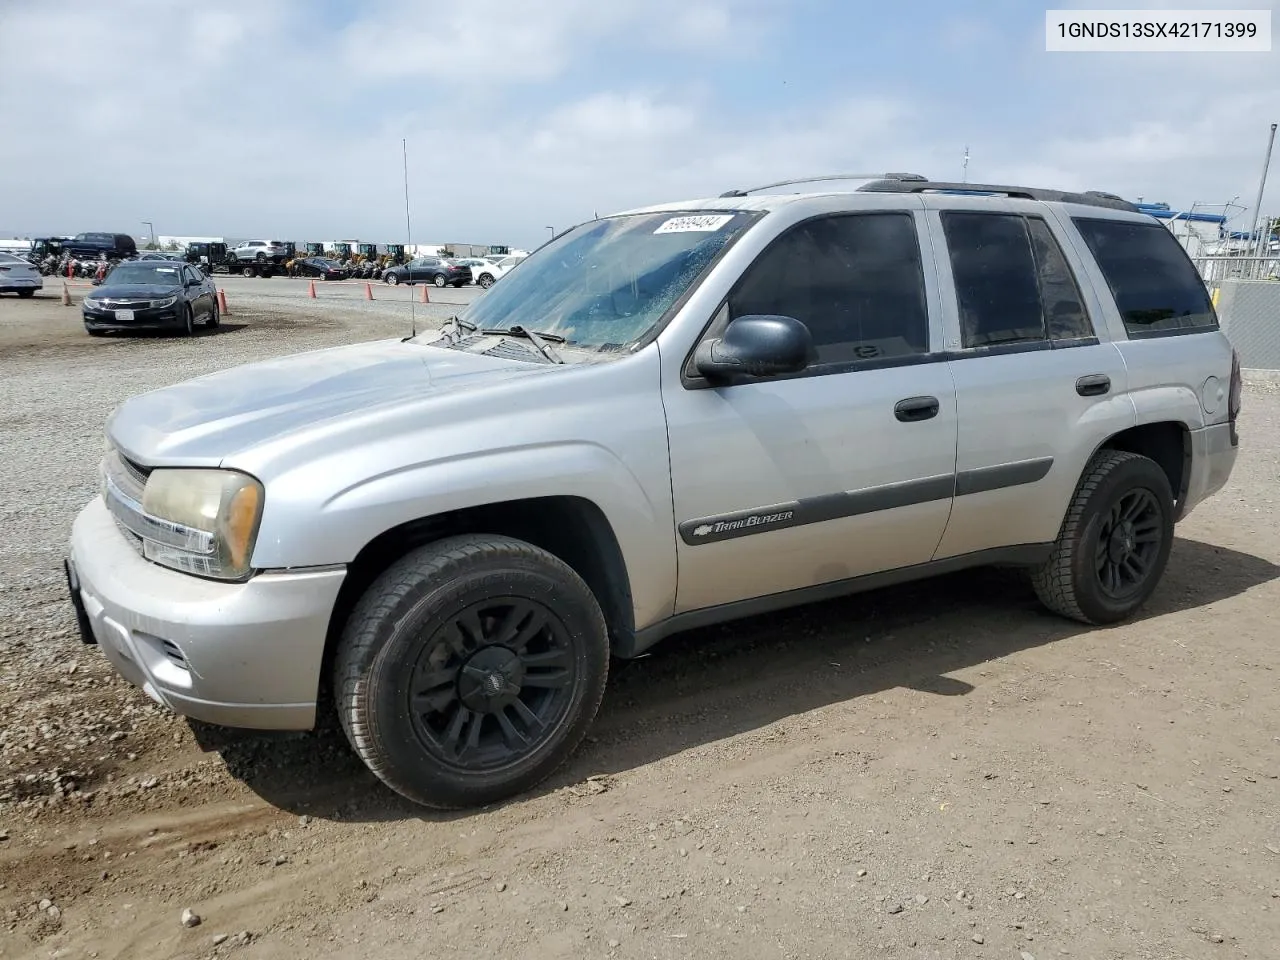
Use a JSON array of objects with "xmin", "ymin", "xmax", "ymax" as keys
[
  {"xmin": 1249, "ymin": 122, "xmax": 1276, "ymax": 258},
  {"xmin": 962, "ymin": 145, "xmax": 969, "ymax": 183}
]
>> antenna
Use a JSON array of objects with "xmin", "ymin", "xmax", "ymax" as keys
[
  {"xmin": 962, "ymin": 145, "xmax": 970, "ymax": 183},
  {"xmin": 403, "ymin": 137, "xmax": 416, "ymax": 338}
]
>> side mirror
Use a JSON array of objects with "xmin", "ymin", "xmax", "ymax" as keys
[{"xmin": 694, "ymin": 315, "xmax": 813, "ymax": 381}]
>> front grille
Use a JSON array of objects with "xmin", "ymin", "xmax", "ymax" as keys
[
  {"xmin": 94, "ymin": 298, "xmax": 155, "ymax": 309},
  {"xmin": 118, "ymin": 452, "xmax": 151, "ymax": 490},
  {"xmin": 102, "ymin": 451, "xmax": 214, "ymax": 556}
]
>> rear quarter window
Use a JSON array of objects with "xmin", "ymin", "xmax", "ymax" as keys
[{"xmin": 1072, "ymin": 217, "xmax": 1217, "ymax": 337}]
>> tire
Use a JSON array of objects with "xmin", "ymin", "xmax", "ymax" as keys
[
  {"xmin": 207, "ymin": 301, "xmax": 220, "ymax": 329},
  {"xmin": 334, "ymin": 534, "xmax": 610, "ymax": 810},
  {"xmin": 433, "ymin": 273, "xmax": 448, "ymax": 288},
  {"xmin": 241, "ymin": 266, "xmax": 255, "ymax": 278},
  {"xmin": 182, "ymin": 306, "xmax": 195, "ymax": 337},
  {"xmin": 17, "ymin": 289, "xmax": 35, "ymax": 298},
  {"xmin": 1030, "ymin": 450, "xmax": 1174, "ymax": 625},
  {"xmin": 86, "ymin": 326, "xmax": 104, "ymax": 337},
  {"xmin": 255, "ymin": 252, "xmax": 266, "ymax": 263},
  {"xmin": 478, "ymin": 274, "xmax": 494, "ymax": 289},
  {"xmin": 385, "ymin": 273, "xmax": 400, "ymax": 285}
]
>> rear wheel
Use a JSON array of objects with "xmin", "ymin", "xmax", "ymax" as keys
[
  {"xmin": 206, "ymin": 301, "xmax": 221, "ymax": 328},
  {"xmin": 17, "ymin": 289, "xmax": 35, "ymax": 298},
  {"xmin": 334, "ymin": 534, "xmax": 610, "ymax": 810},
  {"xmin": 433, "ymin": 273, "xmax": 448, "ymax": 288},
  {"xmin": 241, "ymin": 266, "xmax": 255, "ymax": 278},
  {"xmin": 1031, "ymin": 450, "xmax": 1174, "ymax": 625},
  {"xmin": 478, "ymin": 273, "xmax": 494, "ymax": 289},
  {"xmin": 255, "ymin": 252, "xmax": 266, "ymax": 263}
]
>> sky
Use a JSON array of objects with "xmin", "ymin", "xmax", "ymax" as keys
[{"xmin": 0, "ymin": 0, "xmax": 1276, "ymax": 250}]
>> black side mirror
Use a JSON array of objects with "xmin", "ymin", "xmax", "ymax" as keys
[{"xmin": 694, "ymin": 315, "xmax": 813, "ymax": 381}]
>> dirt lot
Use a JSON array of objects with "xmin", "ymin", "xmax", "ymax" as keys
[{"xmin": 2, "ymin": 286, "xmax": 1279, "ymax": 960}]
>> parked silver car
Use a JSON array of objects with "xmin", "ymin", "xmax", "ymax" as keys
[
  {"xmin": 0, "ymin": 251, "xmax": 43, "ymax": 297},
  {"xmin": 65, "ymin": 174, "xmax": 1241, "ymax": 810}
]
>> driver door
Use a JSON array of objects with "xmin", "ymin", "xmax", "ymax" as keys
[{"xmin": 663, "ymin": 210, "xmax": 960, "ymax": 613}]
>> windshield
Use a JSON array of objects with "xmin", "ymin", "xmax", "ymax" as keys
[
  {"xmin": 451, "ymin": 211, "xmax": 758, "ymax": 348},
  {"xmin": 105, "ymin": 263, "xmax": 182, "ymax": 285}
]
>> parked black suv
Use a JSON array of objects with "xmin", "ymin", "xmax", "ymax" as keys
[{"xmin": 63, "ymin": 233, "xmax": 139, "ymax": 260}]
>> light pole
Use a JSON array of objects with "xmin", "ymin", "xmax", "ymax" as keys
[
  {"xmin": 141, "ymin": 221, "xmax": 155, "ymax": 248},
  {"xmin": 1248, "ymin": 123, "xmax": 1277, "ymax": 258},
  {"xmin": 546, "ymin": 226, "xmax": 555, "ymax": 241}
]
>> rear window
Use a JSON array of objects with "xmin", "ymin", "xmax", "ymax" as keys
[{"xmin": 1072, "ymin": 217, "xmax": 1217, "ymax": 336}]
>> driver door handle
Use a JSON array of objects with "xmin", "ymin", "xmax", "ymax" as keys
[
  {"xmin": 1076, "ymin": 374, "xmax": 1111, "ymax": 397},
  {"xmin": 894, "ymin": 396, "xmax": 940, "ymax": 422}
]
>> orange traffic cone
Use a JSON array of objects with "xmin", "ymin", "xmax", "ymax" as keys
[
  {"xmin": 364, "ymin": 282, "xmax": 373, "ymax": 301},
  {"xmin": 308, "ymin": 280, "xmax": 317, "ymax": 299},
  {"xmin": 61, "ymin": 281, "xmax": 71, "ymax": 306},
  {"xmin": 217, "ymin": 289, "xmax": 230, "ymax": 315},
  {"xmin": 419, "ymin": 284, "xmax": 429, "ymax": 304}
]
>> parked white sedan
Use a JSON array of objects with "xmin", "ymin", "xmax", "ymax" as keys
[{"xmin": 0, "ymin": 252, "xmax": 43, "ymax": 298}]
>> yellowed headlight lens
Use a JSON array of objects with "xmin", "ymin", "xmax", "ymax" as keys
[{"xmin": 141, "ymin": 469, "xmax": 264, "ymax": 579}]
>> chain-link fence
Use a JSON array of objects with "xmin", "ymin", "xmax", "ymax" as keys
[{"xmin": 1192, "ymin": 256, "xmax": 1280, "ymax": 298}]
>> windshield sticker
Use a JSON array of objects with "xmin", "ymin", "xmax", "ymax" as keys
[{"xmin": 653, "ymin": 214, "xmax": 735, "ymax": 234}]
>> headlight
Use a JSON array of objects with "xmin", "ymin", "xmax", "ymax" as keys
[
  {"xmin": 150, "ymin": 295, "xmax": 178, "ymax": 308},
  {"xmin": 83, "ymin": 296, "xmax": 103, "ymax": 309},
  {"xmin": 140, "ymin": 469, "xmax": 264, "ymax": 580}
]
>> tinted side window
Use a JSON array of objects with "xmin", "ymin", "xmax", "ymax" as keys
[
  {"xmin": 942, "ymin": 213, "xmax": 1045, "ymax": 347},
  {"xmin": 730, "ymin": 212, "xmax": 929, "ymax": 365},
  {"xmin": 1026, "ymin": 217, "xmax": 1092, "ymax": 340},
  {"xmin": 1072, "ymin": 217, "xmax": 1217, "ymax": 335}
]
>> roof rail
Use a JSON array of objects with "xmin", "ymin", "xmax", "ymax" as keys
[
  {"xmin": 856, "ymin": 178, "xmax": 1139, "ymax": 212},
  {"xmin": 719, "ymin": 172, "xmax": 927, "ymax": 198}
]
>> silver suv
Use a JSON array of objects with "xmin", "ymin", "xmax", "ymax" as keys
[
  {"xmin": 229, "ymin": 240, "xmax": 288, "ymax": 263},
  {"xmin": 64, "ymin": 174, "xmax": 1241, "ymax": 810}
]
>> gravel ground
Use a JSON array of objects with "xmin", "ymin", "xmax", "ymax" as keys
[{"xmin": 2, "ymin": 286, "xmax": 1280, "ymax": 960}]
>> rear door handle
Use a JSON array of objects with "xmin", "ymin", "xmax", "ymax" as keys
[
  {"xmin": 894, "ymin": 396, "xmax": 940, "ymax": 422},
  {"xmin": 1076, "ymin": 374, "xmax": 1111, "ymax": 397}
]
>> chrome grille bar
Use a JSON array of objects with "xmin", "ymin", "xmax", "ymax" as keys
[{"xmin": 102, "ymin": 468, "xmax": 215, "ymax": 556}]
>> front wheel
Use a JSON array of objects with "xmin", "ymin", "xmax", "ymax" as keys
[
  {"xmin": 385, "ymin": 273, "xmax": 400, "ymax": 285},
  {"xmin": 241, "ymin": 265, "xmax": 255, "ymax": 278},
  {"xmin": 334, "ymin": 534, "xmax": 610, "ymax": 810},
  {"xmin": 433, "ymin": 273, "xmax": 448, "ymax": 288},
  {"xmin": 182, "ymin": 306, "xmax": 195, "ymax": 336},
  {"xmin": 1031, "ymin": 450, "xmax": 1174, "ymax": 625}
]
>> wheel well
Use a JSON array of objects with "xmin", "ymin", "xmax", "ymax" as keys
[
  {"xmin": 1099, "ymin": 421, "xmax": 1190, "ymax": 512},
  {"xmin": 319, "ymin": 497, "xmax": 635, "ymax": 697}
]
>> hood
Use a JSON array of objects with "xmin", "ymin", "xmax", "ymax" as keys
[{"xmin": 106, "ymin": 338, "xmax": 560, "ymax": 466}]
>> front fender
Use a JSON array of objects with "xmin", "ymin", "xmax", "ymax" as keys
[{"xmin": 250, "ymin": 441, "xmax": 677, "ymax": 632}]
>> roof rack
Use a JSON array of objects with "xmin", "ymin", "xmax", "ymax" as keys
[
  {"xmin": 719, "ymin": 172, "xmax": 927, "ymax": 198},
  {"xmin": 856, "ymin": 178, "xmax": 1139, "ymax": 212}
]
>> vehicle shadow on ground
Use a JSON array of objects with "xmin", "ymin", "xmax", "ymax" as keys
[
  {"xmin": 90, "ymin": 322, "xmax": 250, "ymax": 339},
  {"xmin": 190, "ymin": 536, "xmax": 1279, "ymax": 823}
]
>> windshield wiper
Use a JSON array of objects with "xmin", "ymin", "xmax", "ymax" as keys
[{"xmin": 481, "ymin": 324, "xmax": 566, "ymax": 364}]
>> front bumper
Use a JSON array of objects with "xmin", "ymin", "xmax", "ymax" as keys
[
  {"xmin": 67, "ymin": 497, "xmax": 347, "ymax": 730},
  {"xmin": 83, "ymin": 304, "xmax": 184, "ymax": 330}
]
